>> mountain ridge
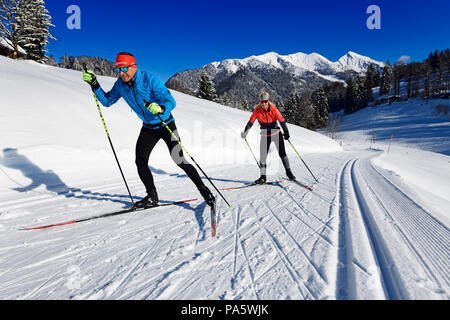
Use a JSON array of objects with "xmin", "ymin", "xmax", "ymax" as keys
[{"xmin": 166, "ymin": 50, "xmax": 384, "ymax": 108}]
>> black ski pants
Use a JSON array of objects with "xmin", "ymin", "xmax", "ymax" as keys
[
  {"xmin": 259, "ymin": 131, "xmax": 291, "ymax": 175},
  {"xmin": 135, "ymin": 121, "xmax": 205, "ymax": 194}
]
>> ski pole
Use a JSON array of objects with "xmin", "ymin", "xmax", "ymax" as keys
[
  {"xmin": 155, "ymin": 114, "xmax": 232, "ymax": 209},
  {"xmin": 287, "ymin": 139, "xmax": 318, "ymax": 183},
  {"xmin": 243, "ymin": 137, "xmax": 261, "ymax": 168},
  {"xmin": 83, "ymin": 65, "xmax": 135, "ymax": 205}
]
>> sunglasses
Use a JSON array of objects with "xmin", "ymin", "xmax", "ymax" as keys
[
  {"xmin": 115, "ymin": 64, "xmax": 136, "ymax": 73},
  {"xmin": 260, "ymin": 100, "xmax": 269, "ymax": 104}
]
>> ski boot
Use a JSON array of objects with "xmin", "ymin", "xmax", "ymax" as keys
[
  {"xmin": 286, "ymin": 169, "xmax": 296, "ymax": 181},
  {"xmin": 199, "ymin": 186, "xmax": 215, "ymax": 207},
  {"xmin": 134, "ymin": 189, "xmax": 158, "ymax": 208},
  {"xmin": 254, "ymin": 175, "xmax": 267, "ymax": 185}
]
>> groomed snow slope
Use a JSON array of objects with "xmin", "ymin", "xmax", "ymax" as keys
[{"xmin": 0, "ymin": 57, "xmax": 448, "ymax": 300}]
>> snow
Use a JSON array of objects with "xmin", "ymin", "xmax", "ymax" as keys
[
  {"xmin": 0, "ymin": 37, "xmax": 27, "ymax": 55},
  {"xmin": 335, "ymin": 51, "xmax": 384, "ymax": 73},
  {"xmin": 210, "ymin": 50, "xmax": 384, "ymax": 80},
  {"xmin": 283, "ymin": 52, "xmax": 334, "ymax": 72},
  {"xmin": 0, "ymin": 56, "xmax": 449, "ymax": 300}
]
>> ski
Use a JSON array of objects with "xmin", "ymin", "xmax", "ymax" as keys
[
  {"xmin": 21, "ymin": 198, "xmax": 199, "ymax": 231},
  {"xmin": 220, "ymin": 180, "xmax": 283, "ymax": 191},
  {"xmin": 284, "ymin": 178, "xmax": 313, "ymax": 192}
]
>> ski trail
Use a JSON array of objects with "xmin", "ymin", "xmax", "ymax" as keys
[
  {"xmin": 231, "ymin": 205, "xmax": 259, "ymax": 299},
  {"xmin": 335, "ymin": 158, "xmax": 387, "ymax": 300},
  {"xmin": 283, "ymin": 206, "xmax": 333, "ymax": 247},
  {"xmin": 282, "ymin": 184, "xmax": 335, "ymax": 231},
  {"xmin": 231, "ymin": 208, "xmax": 239, "ymax": 291},
  {"xmin": 353, "ymin": 156, "xmax": 450, "ymax": 298},
  {"xmin": 103, "ymin": 241, "xmax": 159, "ymax": 298},
  {"xmin": 333, "ymin": 152, "xmax": 449, "ymax": 300},
  {"xmin": 250, "ymin": 203, "xmax": 311, "ymax": 299},
  {"xmin": 262, "ymin": 201, "xmax": 328, "ymax": 287}
]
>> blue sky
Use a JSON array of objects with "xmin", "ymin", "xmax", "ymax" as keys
[{"xmin": 45, "ymin": 0, "xmax": 450, "ymax": 82}]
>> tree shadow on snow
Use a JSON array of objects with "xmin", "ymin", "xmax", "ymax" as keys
[{"xmin": 0, "ymin": 148, "xmax": 133, "ymax": 207}]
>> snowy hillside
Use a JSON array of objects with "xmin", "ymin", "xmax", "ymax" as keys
[
  {"xmin": 0, "ymin": 56, "xmax": 338, "ymax": 206},
  {"xmin": 0, "ymin": 56, "xmax": 448, "ymax": 301}
]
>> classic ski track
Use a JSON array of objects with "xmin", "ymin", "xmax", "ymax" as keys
[
  {"xmin": 335, "ymin": 158, "xmax": 388, "ymax": 300},
  {"xmin": 335, "ymin": 152, "xmax": 450, "ymax": 299},
  {"xmin": 363, "ymin": 177, "xmax": 448, "ymax": 297},
  {"xmin": 370, "ymin": 162, "xmax": 449, "ymax": 233},
  {"xmin": 355, "ymin": 156, "xmax": 450, "ymax": 297}
]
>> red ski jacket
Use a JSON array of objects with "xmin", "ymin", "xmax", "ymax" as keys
[{"xmin": 244, "ymin": 102, "xmax": 289, "ymax": 136}]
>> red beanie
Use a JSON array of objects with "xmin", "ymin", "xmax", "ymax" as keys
[{"xmin": 115, "ymin": 52, "xmax": 137, "ymax": 68}]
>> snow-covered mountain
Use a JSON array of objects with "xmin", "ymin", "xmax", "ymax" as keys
[
  {"xmin": 166, "ymin": 51, "xmax": 384, "ymax": 107},
  {"xmin": 213, "ymin": 51, "xmax": 383, "ymax": 77},
  {"xmin": 0, "ymin": 56, "xmax": 448, "ymax": 301},
  {"xmin": 334, "ymin": 51, "xmax": 384, "ymax": 73}
]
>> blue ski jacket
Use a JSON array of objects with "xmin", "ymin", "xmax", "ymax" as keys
[{"xmin": 93, "ymin": 69, "xmax": 176, "ymax": 129}]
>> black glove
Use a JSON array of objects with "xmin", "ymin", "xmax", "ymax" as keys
[{"xmin": 283, "ymin": 131, "xmax": 290, "ymax": 140}]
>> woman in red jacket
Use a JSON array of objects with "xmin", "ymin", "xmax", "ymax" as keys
[{"xmin": 241, "ymin": 92, "xmax": 296, "ymax": 184}]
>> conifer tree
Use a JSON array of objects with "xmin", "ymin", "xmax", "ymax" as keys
[
  {"xmin": 283, "ymin": 93, "xmax": 298, "ymax": 124},
  {"xmin": 364, "ymin": 63, "xmax": 377, "ymax": 101},
  {"xmin": 0, "ymin": 0, "xmax": 55, "ymax": 62},
  {"xmin": 0, "ymin": 0, "xmax": 21, "ymax": 58},
  {"xmin": 220, "ymin": 93, "xmax": 229, "ymax": 106},
  {"xmin": 355, "ymin": 75, "xmax": 368, "ymax": 110},
  {"xmin": 380, "ymin": 61, "xmax": 394, "ymax": 96},
  {"xmin": 312, "ymin": 88, "xmax": 329, "ymax": 128},
  {"xmin": 344, "ymin": 77, "xmax": 357, "ymax": 114},
  {"xmin": 18, "ymin": 0, "xmax": 55, "ymax": 62},
  {"xmin": 197, "ymin": 70, "xmax": 218, "ymax": 102},
  {"xmin": 297, "ymin": 94, "xmax": 315, "ymax": 129}
]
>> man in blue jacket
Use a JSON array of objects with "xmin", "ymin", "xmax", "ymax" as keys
[{"xmin": 83, "ymin": 52, "xmax": 215, "ymax": 208}]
